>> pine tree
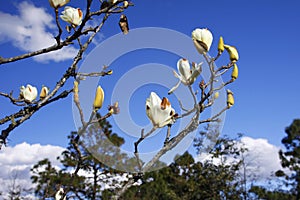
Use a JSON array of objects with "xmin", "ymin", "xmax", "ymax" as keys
[
  {"xmin": 276, "ymin": 119, "xmax": 300, "ymax": 198},
  {"xmin": 31, "ymin": 114, "xmax": 128, "ymax": 199},
  {"xmin": 121, "ymin": 136, "xmax": 246, "ymax": 200}
]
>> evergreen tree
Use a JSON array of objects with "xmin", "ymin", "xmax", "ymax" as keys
[
  {"xmin": 120, "ymin": 136, "xmax": 246, "ymax": 200},
  {"xmin": 31, "ymin": 114, "xmax": 128, "ymax": 199},
  {"xmin": 249, "ymin": 185, "xmax": 295, "ymax": 200},
  {"xmin": 276, "ymin": 119, "xmax": 300, "ymax": 198}
]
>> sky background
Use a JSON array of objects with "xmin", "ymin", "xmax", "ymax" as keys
[{"xmin": 0, "ymin": 0, "xmax": 300, "ymax": 196}]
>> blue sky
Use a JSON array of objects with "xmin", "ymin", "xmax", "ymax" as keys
[{"xmin": 0, "ymin": 0, "xmax": 300, "ymax": 158}]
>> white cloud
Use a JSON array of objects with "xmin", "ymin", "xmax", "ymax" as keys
[
  {"xmin": 240, "ymin": 137, "xmax": 283, "ymax": 180},
  {"xmin": 0, "ymin": 1, "xmax": 77, "ymax": 62},
  {"xmin": 196, "ymin": 136, "xmax": 283, "ymax": 182},
  {"xmin": 0, "ymin": 142, "xmax": 65, "ymax": 198}
]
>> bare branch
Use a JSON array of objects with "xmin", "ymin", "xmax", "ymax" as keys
[
  {"xmin": 134, "ymin": 127, "xmax": 157, "ymax": 153},
  {"xmin": 54, "ymin": 8, "xmax": 63, "ymax": 44},
  {"xmin": 114, "ymin": 108, "xmax": 201, "ymax": 199},
  {"xmin": 0, "ymin": 12, "xmax": 111, "ymax": 148}
]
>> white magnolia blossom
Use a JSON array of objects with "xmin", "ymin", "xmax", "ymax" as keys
[
  {"xmin": 192, "ymin": 28, "xmax": 213, "ymax": 54},
  {"xmin": 146, "ymin": 92, "xmax": 176, "ymax": 128},
  {"xmin": 168, "ymin": 58, "xmax": 202, "ymax": 94},
  {"xmin": 20, "ymin": 84, "xmax": 38, "ymax": 103},
  {"xmin": 48, "ymin": 0, "xmax": 70, "ymax": 8},
  {"xmin": 60, "ymin": 6, "xmax": 83, "ymax": 26},
  {"xmin": 55, "ymin": 187, "xmax": 66, "ymax": 200}
]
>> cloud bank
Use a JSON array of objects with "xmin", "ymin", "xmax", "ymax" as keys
[
  {"xmin": 0, "ymin": 142, "xmax": 64, "ymax": 198},
  {"xmin": 0, "ymin": 137, "xmax": 284, "ymax": 198},
  {"xmin": 196, "ymin": 136, "xmax": 283, "ymax": 181},
  {"xmin": 0, "ymin": 1, "xmax": 77, "ymax": 62}
]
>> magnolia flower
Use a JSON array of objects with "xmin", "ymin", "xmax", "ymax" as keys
[
  {"xmin": 146, "ymin": 92, "xmax": 176, "ymax": 128},
  {"xmin": 49, "ymin": 0, "xmax": 70, "ymax": 8},
  {"xmin": 60, "ymin": 6, "xmax": 83, "ymax": 26},
  {"xmin": 224, "ymin": 44, "xmax": 239, "ymax": 62},
  {"xmin": 168, "ymin": 58, "xmax": 202, "ymax": 94},
  {"xmin": 39, "ymin": 86, "xmax": 49, "ymax": 99},
  {"xmin": 55, "ymin": 187, "xmax": 66, "ymax": 200},
  {"xmin": 93, "ymin": 86, "xmax": 104, "ymax": 110},
  {"xmin": 192, "ymin": 28, "xmax": 213, "ymax": 54},
  {"xmin": 20, "ymin": 84, "xmax": 38, "ymax": 103}
]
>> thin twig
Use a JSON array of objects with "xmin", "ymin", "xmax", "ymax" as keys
[
  {"xmin": 134, "ymin": 127, "xmax": 157, "ymax": 153},
  {"xmin": 0, "ymin": 89, "xmax": 72, "ymax": 149},
  {"xmin": 0, "ymin": 0, "xmax": 124, "ymax": 65},
  {"xmin": 213, "ymin": 79, "xmax": 234, "ymax": 92},
  {"xmin": 164, "ymin": 125, "xmax": 171, "ymax": 146},
  {"xmin": 199, "ymin": 107, "xmax": 228, "ymax": 124},
  {"xmin": 54, "ymin": 8, "xmax": 63, "ymax": 45},
  {"xmin": 0, "ymin": 12, "xmax": 111, "ymax": 147},
  {"xmin": 114, "ymin": 110, "xmax": 201, "ymax": 199},
  {"xmin": 0, "ymin": 92, "xmax": 26, "ymax": 106}
]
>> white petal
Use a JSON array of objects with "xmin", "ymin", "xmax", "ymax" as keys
[
  {"xmin": 177, "ymin": 58, "xmax": 191, "ymax": 81},
  {"xmin": 192, "ymin": 28, "xmax": 202, "ymax": 41},
  {"xmin": 60, "ymin": 6, "xmax": 82, "ymax": 26},
  {"xmin": 158, "ymin": 107, "xmax": 175, "ymax": 128},
  {"xmin": 108, "ymin": 0, "xmax": 118, "ymax": 4},
  {"xmin": 155, "ymin": 106, "xmax": 171, "ymax": 127},
  {"xmin": 49, "ymin": 0, "xmax": 70, "ymax": 7},
  {"xmin": 146, "ymin": 92, "xmax": 161, "ymax": 125},
  {"xmin": 149, "ymin": 92, "xmax": 161, "ymax": 107},
  {"xmin": 145, "ymin": 92, "xmax": 176, "ymax": 128},
  {"xmin": 192, "ymin": 28, "xmax": 213, "ymax": 53},
  {"xmin": 72, "ymin": 8, "xmax": 83, "ymax": 26},
  {"xmin": 23, "ymin": 84, "xmax": 37, "ymax": 102},
  {"xmin": 189, "ymin": 62, "xmax": 202, "ymax": 84},
  {"xmin": 173, "ymin": 70, "xmax": 181, "ymax": 79},
  {"xmin": 201, "ymin": 29, "xmax": 213, "ymax": 51}
]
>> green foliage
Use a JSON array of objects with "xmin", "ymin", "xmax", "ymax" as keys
[
  {"xmin": 31, "ymin": 158, "xmax": 85, "ymax": 199},
  {"xmin": 31, "ymin": 115, "xmax": 128, "ymax": 199},
  {"xmin": 120, "ymin": 136, "xmax": 246, "ymax": 200},
  {"xmin": 30, "ymin": 118, "xmax": 300, "ymax": 199},
  {"xmin": 277, "ymin": 119, "xmax": 300, "ymax": 198},
  {"xmin": 249, "ymin": 186, "xmax": 296, "ymax": 200}
]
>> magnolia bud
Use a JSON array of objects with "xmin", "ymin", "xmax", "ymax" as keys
[
  {"xmin": 218, "ymin": 36, "xmax": 224, "ymax": 53},
  {"xmin": 227, "ymin": 89, "xmax": 234, "ymax": 108},
  {"xmin": 107, "ymin": 70, "xmax": 113, "ymax": 75},
  {"xmin": 214, "ymin": 92, "xmax": 219, "ymax": 99},
  {"xmin": 93, "ymin": 86, "xmax": 104, "ymax": 110},
  {"xmin": 199, "ymin": 80, "xmax": 205, "ymax": 89},
  {"xmin": 224, "ymin": 44, "xmax": 239, "ymax": 62},
  {"xmin": 108, "ymin": 101, "xmax": 120, "ymax": 115},
  {"xmin": 40, "ymin": 86, "xmax": 49, "ymax": 99},
  {"xmin": 73, "ymin": 81, "xmax": 79, "ymax": 102},
  {"xmin": 231, "ymin": 63, "xmax": 238, "ymax": 80}
]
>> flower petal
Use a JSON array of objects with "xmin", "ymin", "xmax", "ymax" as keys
[
  {"xmin": 177, "ymin": 58, "xmax": 191, "ymax": 81},
  {"xmin": 145, "ymin": 92, "xmax": 176, "ymax": 128},
  {"xmin": 192, "ymin": 28, "xmax": 213, "ymax": 54}
]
